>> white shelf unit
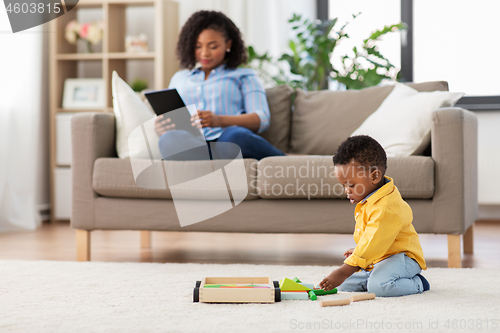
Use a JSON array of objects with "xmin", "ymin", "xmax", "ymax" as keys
[{"xmin": 49, "ymin": 0, "xmax": 179, "ymax": 221}]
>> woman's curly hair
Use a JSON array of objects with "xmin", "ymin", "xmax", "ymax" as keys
[{"xmin": 176, "ymin": 10, "xmax": 248, "ymax": 70}]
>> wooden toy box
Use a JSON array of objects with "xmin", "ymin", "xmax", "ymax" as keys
[{"xmin": 193, "ymin": 277, "xmax": 281, "ymax": 303}]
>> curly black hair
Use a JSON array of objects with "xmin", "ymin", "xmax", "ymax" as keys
[
  {"xmin": 176, "ymin": 11, "xmax": 247, "ymax": 70},
  {"xmin": 333, "ymin": 135, "xmax": 387, "ymax": 173}
]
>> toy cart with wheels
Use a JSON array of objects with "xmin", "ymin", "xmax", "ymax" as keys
[{"xmin": 193, "ymin": 277, "xmax": 281, "ymax": 303}]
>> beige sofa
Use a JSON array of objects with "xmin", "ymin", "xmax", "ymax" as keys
[{"xmin": 71, "ymin": 81, "xmax": 478, "ymax": 268}]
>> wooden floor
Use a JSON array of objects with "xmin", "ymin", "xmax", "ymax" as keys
[{"xmin": 0, "ymin": 221, "xmax": 498, "ymax": 268}]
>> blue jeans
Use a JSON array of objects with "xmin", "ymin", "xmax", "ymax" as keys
[
  {"xmin": 337, "ymin": 253, "xmax": 425, "ymax": 297},
  {"xmin": 158, "ymin": 126, "xmax": 285, "ymax": 160}
]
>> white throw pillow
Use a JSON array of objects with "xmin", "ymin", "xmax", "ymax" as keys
[
  {"xmin": 351, "ymin": 82, "xmax": 464, "ymax": 157},
  {"xmin": 112, "ymin": 71, "xmax": 162, "ymax": 160}
]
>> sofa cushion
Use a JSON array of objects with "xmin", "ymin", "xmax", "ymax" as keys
[
  {"xmin": 259, "ymin": 85, "xmax": 294, "ymax": 153},
  {"xmin": 351, "ymin": 83, "xmax": 463, "ymax": 157},
  {"xmin": 112, "ymin": 71, "xmax": 163, "ymax": 160},
  {"xmin": 256, "ymin": 155, "xmax": 434, "ymax": 199},
  {"xmin": 92, "ymin": 158, "xmax": 259, "ymax": 200},
  {"xmin": 290, "ymin": 81, "xmax": 449, "ymax": 155}
]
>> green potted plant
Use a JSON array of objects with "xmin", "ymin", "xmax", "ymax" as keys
[
  {"xmin": 130, "ymin": 78, "xmax": 149, "ymax": 92},
  {"xmin": 248, "ymin": 13, "xmax": 406, "ymax": 91}
]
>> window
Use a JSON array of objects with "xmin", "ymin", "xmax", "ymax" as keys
[
  {"xmin": 320, "ymin": 0, "xmax": 500, "ymax": 110},
  {"xmin": 328, "ymin": 0, "xmax": 402, "ymax": 75},
  {"xmin": 413, "ymin": 0, "xmax": 500, "ymax": 97}
]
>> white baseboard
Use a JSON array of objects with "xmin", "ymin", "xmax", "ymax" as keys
[{"xmin": 478, "ymin": 205, "xmax": 500, "ymax": 220}]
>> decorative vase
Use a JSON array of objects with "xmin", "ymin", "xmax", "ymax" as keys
[{"xmin": 79, "ymin": 39, "xmax": 92, "ymax": 53}]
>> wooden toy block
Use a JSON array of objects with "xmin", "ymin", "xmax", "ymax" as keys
[
  {"xmin": 193, "ymin": 277, "xmax": 280, "ymax": 303},
  {"xmin": 349, "ymin": 293, "xmax": 375, "ymax": 302},
  {"xmin": 281, "ymin": 291, "xmax": 309, "ymax": 300},
  {"xmin": 319, "ymin": 293, "xmax": 376, "ymax": 307},
  {"xmin": 279, "ymin": 278, "xmax": 311, "ymax": 291},
  {"xmin": 319, "ymin": 298, "xmax": 351, "ymax": 307}
]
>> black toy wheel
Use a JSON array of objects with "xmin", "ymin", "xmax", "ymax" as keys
[{"xmin": 193, "ymin": 281, "xmax": 201, "ymax": 302}]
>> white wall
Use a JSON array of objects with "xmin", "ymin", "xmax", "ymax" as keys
[
  {"xmin": 476, "ymin": 111, "xmax": 500, "ymax": 219},
  {"xmin": 177, "ymin": 0, "xmax": 316, "ymax": 58},
  {"xmin": 38, "ymin": 26, "xmax": 50, "ymax": 217}
]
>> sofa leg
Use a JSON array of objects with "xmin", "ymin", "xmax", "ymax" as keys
[
  {"xmin": 463, "ymin": 224, "xmax": 474, "ymax": 254},
  {"xmin": 76, "ymin": 229, "xmax": 91, "ymax": 262},
  {"xmin": 447, "ymin": 235, "xmax": 461, "ymax": 268},
  {"xmin": 140, "ymin": 231, "xmax": 152, "ymax": 249}
]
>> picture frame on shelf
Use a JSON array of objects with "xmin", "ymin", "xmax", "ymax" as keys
[
  {"xmin": 125, "ymin": 34, "xmax": 149, "ymax": 53},
  {"xmin": 62, "ymin": 78, "xmax": 105, "ymax": 110}
]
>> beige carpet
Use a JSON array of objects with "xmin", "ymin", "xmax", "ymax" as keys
[{"xmin": 0, "ymin": 260, "xmax": 498, "ymax": 333}]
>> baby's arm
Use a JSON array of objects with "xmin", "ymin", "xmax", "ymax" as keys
[
  {"xmin": 345, "ymin": 207, "xmax": 403, "ymax": 270},
  {"xmin": 319, "ymin": 264, "xmax": 359, "ymax": 291}
]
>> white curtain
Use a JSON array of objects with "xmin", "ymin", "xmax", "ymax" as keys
[
  {"xmin": 0, "ymin": 12, "xmax": 42, "ymax": 231},
  {"xmin": 177, "ymin": 0, "xmax": 317, "ymax": 58}
]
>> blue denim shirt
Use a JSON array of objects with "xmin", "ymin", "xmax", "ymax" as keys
[{"xmin": 169, "ymin": 64, "xmax": 270, "ymax": 141}]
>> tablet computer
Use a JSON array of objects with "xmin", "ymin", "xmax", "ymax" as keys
[{"xmin": 144, "ymin": 88, "xmax": 201, "ymax": 137}]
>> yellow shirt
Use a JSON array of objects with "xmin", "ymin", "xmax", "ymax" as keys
[{"xmin": 344, "ymin": 176, "xmax": 427, "ymax": 271}]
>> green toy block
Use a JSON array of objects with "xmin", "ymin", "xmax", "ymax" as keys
[
  {"xmin": 311, "ymin": 288, "xmax": 338, "ymax": 296},
  {"xmin": 308, "ymin": 290, "xmax": 317, "ymax": 301},
  {"xmin": 279, "ymin": 278, "xmax": 311, "ymax": 291},
  {"xmin": 299, "ymin": 283, "xmax": 315, "ymax": 290},
  {"xmin": 281, "ymin": 291, "xmax": 309, "ymax": 300},
  {"xmin": 293, "ymin": 277, "xmax": 302, "ymax": 283}
]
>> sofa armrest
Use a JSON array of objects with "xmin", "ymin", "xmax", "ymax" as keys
[
  {"xmin": 431, "ymin": 107, "xmax": 478, "ymax": 234},
  {"xmin": 71, "ymin": 113, "xmax": 116, "ymax": 230}
]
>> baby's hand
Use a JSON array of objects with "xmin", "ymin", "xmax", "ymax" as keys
[
  {"xmin": 319, "ymin": 269, "xmax": 343, "ymax": 291},
  {"xmin": 343, "ymin": 248, "xmax": 354, "ymax": 258},
  {"xmin": 319, "ymin": 276, "xmax": 334, "ymax": 291}
]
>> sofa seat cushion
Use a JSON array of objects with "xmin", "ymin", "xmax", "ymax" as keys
[
  {"xmin": 92, "ymin": 158, "xmax": 259, "ymax": 200},
  {"xmin": 256, "ymin": 156, "xmax": 434, "ymax": 199}
]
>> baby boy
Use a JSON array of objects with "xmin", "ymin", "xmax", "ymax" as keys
[{"xmin": 319, "ymin": 135, "xmax": 430, "ymax": 296}]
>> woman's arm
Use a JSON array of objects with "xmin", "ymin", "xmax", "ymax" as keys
[
  {"xmin": 197, "ymin": 72, "xmax": 269, "ymax": 132},
  {"xmin": 240, "ymin": 73, "xmax": 270, "ymax": 133},
  {"xmin": 197, "ymin": 111, "xmax": 260, "ymax": 132}
]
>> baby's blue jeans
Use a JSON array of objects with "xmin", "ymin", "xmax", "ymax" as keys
[{"xmin": 337, "ymin": 253, "xmax": 425, "ymax": 297}]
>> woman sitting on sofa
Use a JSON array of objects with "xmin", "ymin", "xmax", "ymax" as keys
[{"xmin": 155, "ymin": 10, "xmax": 284, "ymax": 160}]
